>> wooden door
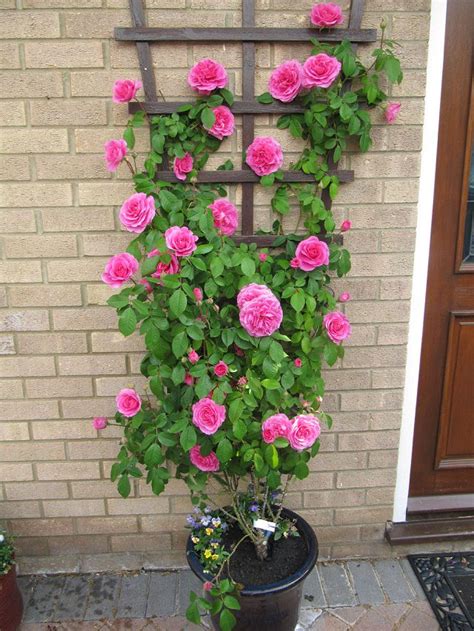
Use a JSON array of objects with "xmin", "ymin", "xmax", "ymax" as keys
[{"xmin": 409, "ymin": 0, "xmax": 474, "ymax": 503}]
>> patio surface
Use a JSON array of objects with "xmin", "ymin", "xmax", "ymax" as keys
[{"xmin": 17, "ymin": 559, "xmax": 439, "ymax": 630}]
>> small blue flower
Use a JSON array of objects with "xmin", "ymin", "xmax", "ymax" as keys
[
  {"xmin": 249, "ymin": 502, "xmax": 259, "ymax": 512},
  {"xmin": 204, "ymin": 506, "xmax": 212, "ymax": 514},
  {"xmin": 200, "ymin": 516, "xmax": 211, "ymax": 526}
]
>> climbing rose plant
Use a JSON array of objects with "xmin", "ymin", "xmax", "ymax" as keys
[{"xmin": 94, "ymin": 4, "xmax": 402, "ymax": 628}]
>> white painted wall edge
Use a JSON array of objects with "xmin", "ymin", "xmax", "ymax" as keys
[{"xmin": 392, "ymin": 0, "xmax": 448, "ymax": 523}]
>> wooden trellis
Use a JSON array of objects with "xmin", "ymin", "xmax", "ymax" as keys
[{"xmin": 115, "ymin": 0, "xmax": 376, "ymax": 246}]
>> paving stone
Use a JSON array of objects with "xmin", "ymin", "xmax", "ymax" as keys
[
  {"xmin": 22, "ymin": 575, "xmax": 65, "ymax": 623},
  {"xmin": 18, "ymin": 574, "xmax": 36, "ymax": 610},
  {"xmin": 347, "ymin": 561, "xmax": 385, "ymax": 606},
  {"xmin": 177, "ymin": 570, "xmax": 203, "ymax": 615},
  {"xmin": 309, "ymin": 611, "xmax": 347, "ymax": 630},
  {"xmin": 374, "ymin": 560, "xmax": 416, "ymax": 603},
  {"xmin": 319, "ymin": 563, "xmax": 357, "ymax": 607},
  {"xmin": 54, "ymin": 574, "xmax": 91, "ymax": 621},
  {"xmin": 377, "ymin": 602, "xmax": 411, "ymax": 626},
  {"xmin": 146, "ymin": 571, "xmax": 179, "ymax": 617},
  {"xmin": 84, "ymin": 574, "xmax": 121, "ymax": 620},
  {"xmin": 330, "ymin": 606, "xmax": 367, "ymax": 625},
  {"xmin": 302, "ymin": 567, "xmax": 327, "ymax": 608},
  {"xmin": 116, "ymin": 573, "xmax": 150, "ymax": 619},
  {"xmin": 397, "ymin": 602, "xmax": 440, "ymax": 630},
  {"xmin": 296, "ymin": 608, "xmax": 323, "ymax": 630},
  {"xmin": 400, "ymin": 558, "xmax": 427, "ymax": 600},
  {"xmin": 351, "ymin": 606, "xmax": 394, "ymax": 631}
]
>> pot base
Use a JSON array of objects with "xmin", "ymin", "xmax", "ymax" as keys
[{"xmin": 0, "ymin": 566, "xmax": 23, "ymax": 631}]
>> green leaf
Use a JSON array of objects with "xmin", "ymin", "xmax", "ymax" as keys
[
  {"xmin": 123, "ymin": 125, "xmax": 135, "ymax": 150},
  {"xmin": 119, "ymin": 307, "xmax": 137, "ymax": 337},
  {"xmin": 264, "ymin": 443, "xmax": 279, "ymax": 469},
  {"xmin": 157, "ymin": 431, "xmax": 176, "ymax": 447},
  {"xmin": 152, "ymin": 133, "xmax": 165, "ymax": 154},
  {"xmin": 269, "ymin": 341, "xmax": 285, "ymax": 363},
  {"xmin": 233, "ymin": 418, "xmax": 247, "ymax": 440},
  {"xmin": 172, "ymin": 331, "xmax": 188, "ymax": 358},
  {"xmin": 210, "ymin": 257, "xmax": 224, "ymax": 278},
  {"xmin": 220, "ymin": 88, "xmax": 234, "ymax": 106},
  {"xmin": 180, "ymin": 425, "xmax": 197, "ymax": 451},
  {"xmin": 223, "ymin": 595, "xmax": 240, "ymax": 610},
  {"xmin": 201, "ymin": 107, "xmax": 216, "ymax": 129},
  {"xmin": 261, "ymin": 379, "xmax": 280, "ymax": 390},
  {"xmin": 186, "ymin": 601, "xmax": 201, "ymax": 625},
  {"xmin": 240, "ymin": 258, "xmax": 256, "ymax": 277},
  {"xmin": 216, "ymin": 438, "xmax": 233, "ymax": 463},
  {"xmin": 220, "ymin": 607, "xmax": 237, "ymax": 631},
  {"xmin": 257, "ymin": 92, "xmax": 274, "ymax": 104},
  {"xmin": 229, "ymin": 398, "xmax": 244, "ymax": 423},
  {"xmin": 294, "ymin": 461, "xmax": 309, "ymax": 479},
  {"xmin": 144, "ymin": 443, "xmax": 163, "ymax": 467},
  {"xmin": 117, "ymin": 474, "xmax": 131, "ymax": 498},
  {"xmin": 290, "ymin": 291, "xmax": 305, "ymax": 313},
  {"xmin": 324, "ymin": 342, "xmax": 339, "ymax": 366},
  {"xmin": 260, "ymin": 173, "xmax": 275, "ymax": 187},
  {"xmin": 169, "ymin": 289, "xmax": 187, "ymax": 317},
  {"xmin": 384, "ymin": 55, "xmax": 403, "ymax": 84}
]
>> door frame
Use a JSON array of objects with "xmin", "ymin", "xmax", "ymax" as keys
[{"xmin": 392, "ymin": 0, "xmax": 448, "ymax": 523}]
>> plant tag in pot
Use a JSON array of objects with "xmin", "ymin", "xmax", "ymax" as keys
[{"xmin": 253, "ymin": 519, "xmax": 276, "ymax": 533}]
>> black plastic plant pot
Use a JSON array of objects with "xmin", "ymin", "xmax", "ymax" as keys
[{"xmin": 186, "ymin": 508, "xmax": 318, "ymax": 631}]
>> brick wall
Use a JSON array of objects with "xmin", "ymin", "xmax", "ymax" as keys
[{"xmin": 0, "ymin": 0, "xmax": 429, "ymax": 563}]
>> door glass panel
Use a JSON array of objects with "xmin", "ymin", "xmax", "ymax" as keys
[{"xmin": 462, "ymin": 138, "xmax": 474, "ymax": 264}]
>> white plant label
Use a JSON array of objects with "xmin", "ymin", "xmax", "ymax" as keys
[{"xmin": 253, "ymin": 519, "xmax": 276, "ymax": 533}]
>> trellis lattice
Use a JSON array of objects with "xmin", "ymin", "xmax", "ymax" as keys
[{"xmin": 115, "ymin": 0, "xmax": 376, "ymax": 246}]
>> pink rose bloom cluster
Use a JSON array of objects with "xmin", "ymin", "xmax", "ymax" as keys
[
  {"xmin": 192, "ymin": 397, "xmax": 226, "ymax": 435},
  {"xmin": 173, "ymin": 153, "xmax": 193, "ymax": 181},
  {"xmin": 214, "ymin": 361, "xmax": 229, "ymax": 377},
  {"xmin": 116, "ymin": 388, "xmax": 141, "ymax": 417},
  {"xmin": 246, "ymin": 137, "xmax": 284, "ymax": 176},
  {"xmin": 102, "ymin": 252, "xmax": 139, "ymax": 288},
  {"xmin": 93, "ymin": 417, "xmax": 108, "ymax": 430},
  {"xmin": 205, "ymin": 106, "xmax": 235, "ymax": 140},
  {"xmin": 189, "ymin": 444, "xmax": 220, "ymax": 472},
  {"xmin": 120, "ymin": 193, "xmax": 155, "ymax": 233},
  {"xmin": 113, "ymin": 79, "xmax": 142, "ymax": 103},
  {"xmin": 385, "ymin": 102, "xmax": 401, "ymax": 124},
  {"xmin": 104, "ymin": 139, "xmax": 127, "ymax": 172},
  {"xmin": 269, "ymin": 60, "xmax": 303, "ymax": 103},
  {"xmin": 323, "ymin": 311, "xmax": 352, "ymax": 343},
  {"xmin": 292, "ymin": 236, "xmax": 329, "ymax": 271},
  {"xmin": 188, "ymin": 58, "xmax": 228, "ymax": 95},
  {"xmin": 165, "ymin": 226, "xmax": 198, "ymax": 257},
  {"xmin": 208, "ymin": 198, "xmax": 238, "ymax": 236},
  {"xmin": 303, "ymin": 53, "xmax": 341, "ymax": 89},
  {"xmin": 262, "ymin": 413, "xmax": 321, "ymax": 451},
  {"xmin": 237, "ymin": 283, "xmax": 283, "ymax": 338},
  {"xmin": 310, "ymin": 3, "xmax": 344, "ymax": 27}
]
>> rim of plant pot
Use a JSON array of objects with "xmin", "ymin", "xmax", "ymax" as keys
[{"xmin": 186, "ymin": 507, "xmax": 318, "ymax": 597}]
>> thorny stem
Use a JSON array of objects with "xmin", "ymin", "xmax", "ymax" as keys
[
  {"xmin": 275, "ymin": 474, "xmax": 293, "ymax": 522},
  {"xmin": 210, "ymin": 532, "xmax": 249, "ymax": 585}
]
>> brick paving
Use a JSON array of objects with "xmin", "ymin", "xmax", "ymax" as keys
[{"xmin": 16, "ymin": 559, "xmax": 440, "ymax": 630}]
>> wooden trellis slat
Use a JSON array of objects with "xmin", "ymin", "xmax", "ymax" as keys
[{"xmin": 116, "ymin": 0, "xmax": 373, "ymax": 246}]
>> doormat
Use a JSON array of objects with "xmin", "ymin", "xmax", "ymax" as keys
[{"xmin": 408, "ymin": 552, "xmax": 474, "ymax": 630}]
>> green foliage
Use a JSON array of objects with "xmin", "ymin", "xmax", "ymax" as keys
[{"xmin": 0, "ymin": 530, "xmax": 15, "ymax": 575}]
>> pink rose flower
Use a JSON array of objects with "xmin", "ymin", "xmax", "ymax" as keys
[
  {"xmin": 205, "ymin": 106, "xmax": 235, "ymax": 140},
  {"xmin": 340, "ymin": 220, "xmax": 352, "ymax": 232},
  {"xmin": 237, "ymin": 376, "xmax": 247, "ymax": 387},
  {"xmin": 237, "ymin": 283, "xmax": 274, "ymax": 309},
  {"xmin": 203, "ymin": 581, "xmax": 213, "ymax": 591},
  {"xmin": 147, "ymin": 249, "xmax": 180, "ymax": 280},
  {"xmin": 116, "ymin": 388, "xmax": 141, "ymax": 417},
  {"xmin": 193, "ymin": 287, "xmax": 203, "ymax": 303},
  {"xmin": 302, "ymin": 53, "xmax": 341, "ymax": 89},
  {"xmin": 184, "ymin": 373, "xmax": 194, "ymax": 386},
  {"xmin": 246, "ymin": 136, "xmax": 284, "ymax": 176},
  {"xmin": 269, "ymin": 59, "xmax": 304, "ymax": 103},
  {"xmin": 262, "ymin": 413, "xmax": 293, "ymax": 444},
  {"xmin": 294, "ymin": 236, "xmax": 329, "ymax": 271},
  {"xmin": 188, "ymin": 58, "xmax": 228, "ymax": 95},
  {"xmin": 189, "ymin": 444, "xmax": 220, "ymax": 472},
  {"xmin": 294, "ymin": 358, "xmax": 302, "ymax": 368},
  {"xmin": 258, "ymin": 253, "xmax": 268, "ymax": 262},
  {"xmin": 385, "ymin": 102, "xmax": 401, "ymax": 124},
  {"xmin": 101, "ymin": 252, "xmax": 139, "ymax": 288},
  {"xmin": 290, "ymin": 257, "xmax": 300, "ymax": 269},
  {"xmin": 310, "ymin": 3, "xmax": 344, "ymax": 27},
  {"xmin": 209, "ymin": 198, "xmax": 238, "ymax": 236},
  {"xmin": 119, "ymin": 193, "xmax": 155, "ymax": 234},
  {"xmin": 173, "ymin": 153, "xmax": 194, "ymax": 181},
  {"xmin": 93, "ymin": 416, "xmax": 108, "ymax": 430},
  {"xmin": 139, "ymin": 279, "xmax": 153, "ymax": 294},
  {"xmin": 214, "ymin": 361, "xmax": 229, "ymax": 378},
  {"xmin": 192, "ymin": 397, "xmax": 226, "ymax": 435},
  {"xmin": 113, "ymin": 79, "xmax": 142, "ymax": 103},
  {"xmin": 323, "ymin": 311, "xmax": 352, "ymax": 343},
  {"xmin": 104, "ymin": 139, "xmax": 127, "ymax": 172},
  {"xmin": 165, "ymin": 226, "xmax": 198, "ymax": 257},
  {"xmin": 239, "ymin": 293, "xmax": 283, "ymax": 338},
  {"xmin": 338, "ymin": 292, "xmax": 351, "ymax": 302},
  {"xmin": 289, "ymin": 414, "xmax": 321, "ymax": 451},
  {"xmin": 188, "ymin": 350, "xmax": 200, "ymax": 364}
]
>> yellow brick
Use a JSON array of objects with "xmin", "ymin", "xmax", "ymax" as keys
[
  {"xmin": 47, "ymin": 259, "xmax": 105, "ymax": 282},
  {"xmin": 52, "ymin": 306, "xmax": 116, "ymax": 330},
  {"xmin": 91, "ymin": 332, "xmax": 144, "ymax": 353},
  {"xmin": 64, "ymin": 9, "xmax": 131, "ymax": 38},
  {"xmin": 111, "ymin": 533, "xmax": 171, "ymax": 552},
  {"xmin": 36, "ymin": 155, "xmax": 109, "ymax": 180},
  {"xmin": 0, "ymin": 156, "xmax": 30, "ymax": 181},
  {"xmin": 0, "ymin": 261, "xmax": 42, "ymax": 284},
  {"xmin": 107, "ymin": 496, "xmax": 169, "ymax": 515},
  {"xmin": 30, "ymin": 99, "xmax": 107, "ymax": 126},
  {"xmin": 17, "ymin": 332, "xmax": 87, "ymax": 355},
  {"xmin": 0, "ymin": 183, "xmax": 72, "ymax": 208},
  {"xmin": 58, "ymin": 354, "xmax": 126, "ymax": 376},
  {"xmin": 86, "ymin": 284, "xmax": 117, "ymax": 306},
  {"xmin": 36, "ymin": 461, "xmax": 100, "ymax": 480},
  {"xmin": 377, "ymin": 324, "xmax": 409, "ymax": 346},
  {"xmin": 369, "ymin": 450, "xmax": 399, "ymax": 469},
  {"xmin": 5, "ymin": 482, "xmax": 69, "ymax": 500},
  {"xmin": 75, "ymin": 128, "xmax": 149, "ymax": 154},
  {"xmin": 4, "ymin": 235, "xmax": 78, "ymax": 258},
  {"xmin": 68, "ymin": 439, "xmax": 121, "ymax": 460},
  {"xmin": 0, "ymin": 379, "xmax": 23, "ymax": 399},
  {"xmin": 9, "ymin": 518, "xmax": 74, "ymax": 537},
  {"xmin": 75, "ymin": 516, "xmax": 137, "ymax": 535},
  {"xmin": 345, "ymin": 301, "xmax": 411, "ymax": 324},
  {"xmin": 9, "ymin": 285, "xmax": 82, "ymax": 308},
  {"xmin": 0, "ymin": 463, "xmax": 34, "ymax": 482},
  {"xmin": 350, "ymin": 253, "xmax": 414, "ymax": 277},
  {"xmin": 0, "ymin": 356, "xmax": 55, "ymax": 378},
  {"xmin": 1, "ymin": 501, "xmax": 41, "ymax": 518},
  {"xmin": 0, "ymin": 441, "xmax": 64, "ymax": 462},
  {"xmin": 24, "ymin": 0, "xmax": 101, "ymax": 6},
  {"xmin": 41, "ymin": 207, "xmax": 115, "ymax": 232},
  {"xmin": 62, "ymin": 397, "xmax": 115, "ymax": 419},
  {"xmin": 0, "ymin": 71, "xmax": 64, "ymax": 98},
  {"xmin": 31, "ymin": 420, "xmax": 95, "ymax": 440},
  {"xmin": 25, "ymin": 376, "xmax": 93, "ymax": 398},
  {"xmin": 0, "ymin": 11, "xmax": 60, "ymax": 38},
  {"xmin": 340, "ymin": 390, "xmax": 403, "ymax": 412},
  {"xmin": 0, "ymin": 400, "xmax": 58, "ymax": 421},
  {"xmin": 82, "ymin": 233, "xmax": 131, "ymax": 256},
  {"xmin": 0, "ymin": 422, "xmax": 29, "ymax": 441},
  {"xmin": 43, "ymin": 499, "xmax": 106, "ymax": 517},
  {"xmin": 0, "ymin": 210, "xmax": 36, "ymax": 233},
  {"xmin": 25, "ymin": 41, "xmax": 104, "ymax": 68},
  {"xmin": 71, "ymin": 480, "xmax": 120, "ymax": 498},
  {"xmin": 2, "ymin": 101, "xmax": 27, "ymax": 126},
  {"xmin": 343, "ymin": 347, "xmax": 406, "ymax": 369},
  {"xmin": 339, "ymin": 431, "xmax": 400, "ymax": 452},
  {"xmin": 0, "ymin": 310, "xmax": 50, "ymax": 332},
  {"xmin": 0, "ymin": 129, "xmax": 69, "ymax": 154},
  {"xmin": 95, "ymin": 376, "xmax": 146, "ymax": 397},
  {"xmin": 337, "ymin": 468, "xmax": 395, "ymax": 489}
]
